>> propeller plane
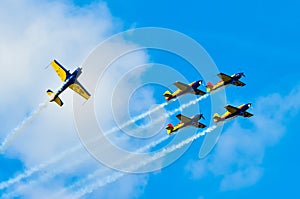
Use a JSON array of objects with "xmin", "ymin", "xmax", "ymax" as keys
[
  {"xmin": 163, "ymin": 80, "xmax": 206, "ymax": 101},
  {"xmin": 213, "ymin": 103, "xmax": 253, "ymax": 123},
  {"xmin": 206, "ymin": 72, "xmax": 246, "ymax": 92},
  {"xmin": 46, "ymin": 60, "xmax": 91, "ymax": 106},
  {"xmin": 166, "ymin": 113, "xmax": 206, "ymax": 135}
]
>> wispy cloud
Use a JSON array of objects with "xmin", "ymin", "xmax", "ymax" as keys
[
  {"xmin": 0, "ymin": 0, "xmax": 152, "ymax": 198},
  {"xmin": 67, "ymin": 125, "xmax": 217, "ymax": 198},
  {"xmin": 0, "ymin": 100, "xmax": 48, "ymax": 152},
  {"xmin": 185, "ymin": 84, "xmax": 300, "ymax": 191}
]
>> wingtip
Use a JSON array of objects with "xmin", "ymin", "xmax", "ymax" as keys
[{"xmin": 176, "ymin": 113, "xmax": 182, "ymax": 117}]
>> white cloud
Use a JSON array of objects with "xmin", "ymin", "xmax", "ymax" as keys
[
  {"xmin": 185, "ymin": 84, "xmax": 300, "ymax": 191},
  {"xmin": 0, "ymin": 0, "xmax": 114, "ymax": 164},
  {"xmin": 0, "ymin": 0, "xmax": 153, "ymax": 198},
  {"xmin": 220, "ymin": 166, "xmax": 263, "ymax": 191},
  {"xmin": 87, "ymin": 173, "xmax": 149, "ymax": 199}
]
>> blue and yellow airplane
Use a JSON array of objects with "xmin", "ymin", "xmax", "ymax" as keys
[
  {"xmin": 213, "ymin": 103, "xmax": 253, "ymax": 123},
  {"xmin": 166, "ymin": 113, "xmax": 206, "ymax": 135},
  {"xmin": 47, "ymin": 60, "xmax": 91, "ymax": 106},
  {"xmin": 206, "ymin": 72, "xmax": 246, "ymax": 92},
  {"xmin": 163, "ymin": 80, "xmax": 206, "ymax": 101}
]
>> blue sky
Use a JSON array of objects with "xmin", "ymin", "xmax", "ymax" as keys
[
  {"xmin": 99, "ymin": 1, "xmax": 300, "ymax": 198},
  {"xmin": 1, "ymin": 0, "xmax": 300, "ymax": 198}
]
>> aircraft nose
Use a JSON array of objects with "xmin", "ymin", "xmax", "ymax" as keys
[{"xmin": 248, "ymin": 103, "xmax": 251, "ymax": 107}]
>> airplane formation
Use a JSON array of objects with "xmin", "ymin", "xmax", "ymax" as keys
[
  {"xmin": 47, "ymin": 59, "xmax": 253, "ymax": 136},
  {"xmin": 163, "ymin": 71, "xmax": 252, "ymax": 135}
]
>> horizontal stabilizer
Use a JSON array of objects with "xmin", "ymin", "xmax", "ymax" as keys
[
  {"xmin": 166, "ymin": 124, "xmax": 174, "ymax": 135},
  {"xmin": 46, "ymin": 89, "xmax": 63, "ymax": 106},
  {"xmin": 163, "ymin": 90, "xmax": 172, "ymax": 97},
  {"xmin": 46, "ymin": 89, "xmax": 53, "ymax": 96},
  {"xmin": 213, "ymin": 113, "xmax": 222, "ymax": 123},
  {"xmin": 163, "ymin": 90, "xmax": 173, "ymax": 101},
  {"xmin": 206, "ymin": 82, "xmax": 213, "ymax": 92},
  {"xmin": 53, "ymin": 96, "xmax": 63, "ymax": 106}
]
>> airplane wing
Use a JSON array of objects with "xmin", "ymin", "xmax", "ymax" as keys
[
  {"xmin": 194, "ymin": 89, "xmax": 206, "ymax": 96},
  {"xmin": 192, "ymin": 122, "xmax": 206, "ymax": 128},
  {"xmin": 174, "ymin": 81, "xmax": 190, "ymax": 91},
  {"xmin": 50, "ymin": 60, "xmax": 71, "ymax": 82},
  {"xmin": 224, "ymin": 105, "xmax": 239, "ymax": 114},
  {"xmin": 242, "ymin": 111, "xmax": 253, "ymax": 118},
  {"xmin": 176, "ymin": 114, "xmax": 192, "ymax": 123},
  {"xmin": 217, "ymin": 73, "xmax": 232, "ymax": 82},
  {"xmin": 233, "ymin": 80, "xmax": 246, "ymax": 86},
  {"xmin": 69, "ymin": 81, "xmax": 91, "ymax": 100}
]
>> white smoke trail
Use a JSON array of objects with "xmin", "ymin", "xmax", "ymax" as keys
[
  {"xmin": 0, "ymin": 149, "xmax": 90, "ymax": 199},
  {"xmin": 0, "ymin": 144, "xmax": 81, "ymax": 190},
  {"xmin": 165, "ymin": 94, "xmax": 209, "ymax": 117},
  {"xmin": 72, "ymin": 125, "xmax": 217, "ymax": 198},
  {"xmin": 119, "ymin": 102, "xmax": 169, "ymax": 128},
  {"xmin": 0, "ymin": 100, "xmax": 48, "ymax": 152},
  {"xmin": 0, "ymin": 95, "xmax": 208, "ymax": 191},
  {"xmin": 54, "ymin": 134, "xmax": 170, "ymax": 197}
]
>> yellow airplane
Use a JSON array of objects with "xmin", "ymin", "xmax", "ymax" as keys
[
  {"xmin": 166, "ymin": 114, "xmax": 206, "ymax": 135},
  {"xmin": 163, "ymin": 80, "xmax": 206, "ymax": 101},
  {"xmin": 206, "ymin": 72, "xmax": 246, "ymax": 92},
  {"xmin": 46, "ymin": 60, "xmax": 91, "ymax": 106},
  {"xmin": 213, "ymin": 103, "xmax": 253, "ymax": 123}
]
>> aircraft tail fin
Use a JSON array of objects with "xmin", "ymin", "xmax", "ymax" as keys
[
  {"xmin": 46, "ymin": 89, "xmax": 63, "ymax": 106},
  {"xmin": 163, "ymin": 90, "xmax": 173, "ymax": 101},
  {"xmin": 206, "ymin": 82, "xmax": 214, "ymax": 92},
  {"xmin": 166, "ymin": 124, "xmax": 174, "ymax": 135},
  {"xmin": 213, "ymin": 113, "xmax": 222, "ymax": 122}
]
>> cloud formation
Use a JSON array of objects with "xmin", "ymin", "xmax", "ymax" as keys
[
  {"xmin": 186, "ymin": 84, "xmax": 300, "ymax": 191},
  {"xmin": 0, "ymin": 0, "xmax": 153, "ymax": 198}
]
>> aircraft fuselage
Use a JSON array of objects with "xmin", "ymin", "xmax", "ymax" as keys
[
  {"xmin": 50, "ymin": 68, "xmax": 82, "ymax": 101},
  {"xmin": 224, "ymin": 73, "xmax": 244, "ymax": 86},
  {"xmin": 223, "ymin": 103, "xmax": 251, "ymax": 120},
  {"xmin": 173, "ymin": 80, "xmax": 202, "ymax": 98},
  {"xmin": 171, "ymin": 114, "xmax": 202, "ymax": 132}
]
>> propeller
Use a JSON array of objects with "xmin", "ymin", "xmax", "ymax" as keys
[
  {"xmin": 240, "ymin": 72, "xmax": 245, "ymax": 77},
  {"xmin": 44, "ymin": 63, "xmax": 50, "ymax": 69}
]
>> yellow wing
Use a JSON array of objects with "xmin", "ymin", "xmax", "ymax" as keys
[
  {"xmin": 69, "ymin": 81, "xmax": 91, "ymax": 100},
  {"xmin": 192, "ymin": 122, "xmax": 206, "ymax": 128},
  {"xmin": 233, "ymin": 80, "xmax": 246, "ymax": 86},
  {"xmin": 242, "ymin": 112, "xmax": 253, "ymax": 118},
  {"xmin": 217, "ymin": 73, "xmax": 232, "ymax": 82},
  {"xmin": 50, "ymin": 60, "xmax": 70, "ymax": 82},
  {"xmin": 173, "ymin": 81, "xmax": 190, "ymax": 91},
  {"xmin": 176, "ymin": 114, "xmax": 192, "ymax": 123}
]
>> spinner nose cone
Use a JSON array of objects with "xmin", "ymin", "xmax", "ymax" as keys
[{"xmin": 247, "ymin": 103, "xmax": 252, "ymax": 108}]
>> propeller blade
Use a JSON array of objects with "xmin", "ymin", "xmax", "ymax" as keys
[{"xmin": 44, "ymin": 64, "xmax": 50, "ymax": 69}]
